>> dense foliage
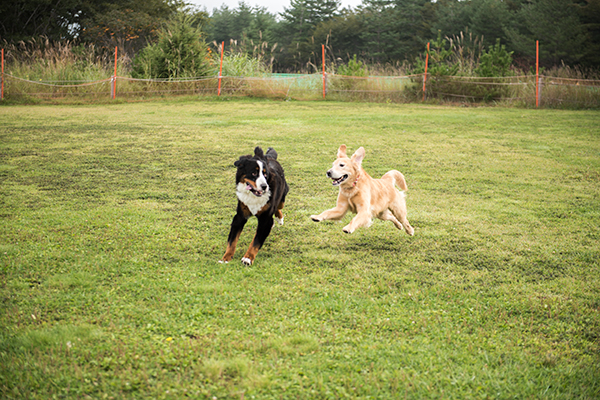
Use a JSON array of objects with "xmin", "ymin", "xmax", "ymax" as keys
[
  {"xmin": 1, "ymin": 0, "xmax": 599, "ymax": 73},
  {"xmin": 0, "ymin": 0, "xmax": 185, "ymax": 57},
  {"xmin": 199, "ymin": 0, "xmax": 600, "ymax": 71},
  {"xmin": 131, "ymin": 13, "xmax": 211, "ymax": 79}
]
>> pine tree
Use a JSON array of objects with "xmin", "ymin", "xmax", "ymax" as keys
[
  {"xmin": 505, "ymin": 0, "xmax": 586, "ymax": 65},
  {"xmin": 280, "ymin": 0, "xmax": 341, "ymax": 42}
]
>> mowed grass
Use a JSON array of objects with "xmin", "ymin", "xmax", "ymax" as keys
[{"xmin": 0, "ymin": 98, "xmax": 599, "ymax": 399}]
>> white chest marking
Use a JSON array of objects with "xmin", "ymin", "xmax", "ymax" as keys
[{"xmin": 236, "ymin": 183, "xmax": 271, "ymax": 215}]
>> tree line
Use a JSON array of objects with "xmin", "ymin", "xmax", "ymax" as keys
[{"xmin": 2, "ymin": 0, "xmax": 599, "ymax": 73}]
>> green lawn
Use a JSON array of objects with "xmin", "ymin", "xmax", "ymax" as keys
[{"xmin": 1, "ymin": 99, "xmax": 599, "ymax": 399}]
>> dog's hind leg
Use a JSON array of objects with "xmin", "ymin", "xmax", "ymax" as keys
[
  {"xmin": 389, "ymin": 196, "xmax": 414, "ymax": 236},
  {"xmin": 242, "ymin": 213, "xmax": 274, "ymax": 266},
  {"xmin": 379, "ymin": 210, "xmax": 404, "ymax": 230},
  {"xmin": 274, "ymin": 201, "xmax": 285, "ymax": 226}
]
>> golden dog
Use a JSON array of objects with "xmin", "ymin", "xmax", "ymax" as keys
[{"xmin": 310, "ymin": 145, "xmax": 414, "ymax": 235}]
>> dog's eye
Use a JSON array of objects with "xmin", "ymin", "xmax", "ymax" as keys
[{"xmin": 339, "ymin": 163, "xmax": 345, "ymax": 167}]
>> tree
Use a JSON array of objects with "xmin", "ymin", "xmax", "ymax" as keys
[
  {"xmin": 312, "ymin": 10, "xmax": 366, "ymax": 63},
  {"xmin": 78, "ymin": 0, "xmax": 186, "ymax": 57},
  {"xmin": 475, "ymin": 38, "xmax": 514, "ymax": 76},
  {"xmin": 280, "ymin": 0, "xmax": 341, "ymax": 43},
  {"xmin": 359, "ymin": 0, "xmax": 398, "ymax": 63},
  {"xmin": 79, "ymin": 8, "xmax": 161, "ymax": 56},
  {"xmin": 132, "ymin": 12, "xmax": 211, "ymax": 79},
  {"xmin": 277, "ymin": 0, "xmax": 340, "ymax": 69},
  {"xmin": 0, "ymin": 0, "xmax": 82, "ymax": 42},
  {"xmin": 0, "ymin": 0, "xmax": 183, "ymax": 59},
  {"xmin": 577, "ymin": 0, "xmax": 600, "ymax": 66},
  {"xmin": 247, "ymin": 7, "xmax": 278, "ymax": 45},
  {"xmin": 432, "ymin": 0, "xmax": 510, "ymax": 49},
  {"xmin": 466, "ymin": 0, "xmax": 510, "ymax": 48},
  {"xmin": 432, "ymin": 0, "xmax": 471, "ymax": 38},
  {"xmin": 206, "ymin": 3, "xmax": 278, "ymax": 50},
  {"xmin": 505, "ymin": 0, "xmax": 587, "ymax": 65},
  {"xmin": 360, "ymin": 0, "xmax": 431, "ymax": 63}
]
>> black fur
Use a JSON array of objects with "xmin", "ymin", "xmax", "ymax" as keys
[{"xmin": 221, "ymin": 146, "xmax": 289, "ymax": 265}]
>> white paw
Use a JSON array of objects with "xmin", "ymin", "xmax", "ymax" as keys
[
  {"xmin": 310, "ymin": 215, "xmax": 322, "ymax": 222},
  {"xmin": 275, "ymin": 216, "xmax": 284, "ymax": 226},
  {"xmin": 241, "ymin": 257, "xmax": 253, "ymax": 266},
  {"xmin": 218, "ymin": 260, "xmax": 228, "ymax": 264}
]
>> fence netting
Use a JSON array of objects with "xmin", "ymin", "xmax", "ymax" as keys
[{"xmin": 2, "ymin": 73, "xmax": 600, "ymax": 108}]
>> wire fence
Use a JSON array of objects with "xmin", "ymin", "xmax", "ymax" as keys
[
  {"xmin": 424, "ymin": 75, "xmax": 600, "ymax": 108},
  {"xmin": 2, "ymin": 72, "xmax": 600, "ymax": 108}
]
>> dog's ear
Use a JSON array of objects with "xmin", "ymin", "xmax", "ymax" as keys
[
  {"xmin": 254, "ymin": 146, "xmax": 265, "ymax": 158},
  {"xmin": 337, "ymin": 145, "xmax": 347, "ymax": 158},
  {"xmin": 351, "ymin": 147, "xmax": 365, "ymax": 168},
  {"xmin": 234, "ymin": 155, "xmax": 251, "ymax": 168}
]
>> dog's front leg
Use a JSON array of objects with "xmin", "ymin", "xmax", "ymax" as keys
[
  {"xmin": 241, "ymin": 213, "xmax": 274, "ymax": 266},
  {"xmin": 343, "ymin": 209, "xmax": 372, "ymax": 234},
  {"xmin": 310, "ymin": 197, "xmax": 349, "ymax": 222},
  {"xmin": 220, "ymin": 211, "xmax": 248, "ymax": 263}
]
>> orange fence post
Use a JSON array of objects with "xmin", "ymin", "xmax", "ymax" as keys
[
  {"xmin": 423, "ymin": 42, "xmax": 430, "ymax": 101},
  {"xmin": 535, "ymin": 40, "xmax": 540, "ymax": 108},
  {"xmin": 112, "ymin": 46, "xmax": 118, "ymax": 99},
  {"xmin": 1, "ymin": 49, "xmax": 4, "ymax": 100},
  {"xmin": 322, "ymin": 44, "xmax": 326, "ymax": 99},
  {"xmin": 218, "ymin": 41, "xmax": 224, "ymax": 96}
]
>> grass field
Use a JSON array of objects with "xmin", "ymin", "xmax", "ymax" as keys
[{"xmin": 1, "ymin": 98, "xmax": 599, "ymax": 399}]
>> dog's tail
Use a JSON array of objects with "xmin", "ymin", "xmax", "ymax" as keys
[
  {"xmin": 266, "ymin": 147, "xmax": 278, "ymax": 160},
  {"xmin": 385, "ymin": 170, "xmax": 408, "ymax": 191}
]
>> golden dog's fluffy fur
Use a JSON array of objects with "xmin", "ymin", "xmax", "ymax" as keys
[{"xmin": 310, "ymin": 145, "xmax": 414, "ymax": 235}]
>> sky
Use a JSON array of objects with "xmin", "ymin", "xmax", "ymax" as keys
[{"xmin": 187, "ymin": 0, "xmax": 363, "ymax": 15}]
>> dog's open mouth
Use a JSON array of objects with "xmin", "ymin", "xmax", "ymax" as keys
[
  {"xmin": 331, "ymin": 175, "xmax": 348, "ymax": 186},
  {"xmin": 246, "ymin": 184, "xmax": 264, "ymax": 197}
]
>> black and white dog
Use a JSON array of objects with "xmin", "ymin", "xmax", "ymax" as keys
[{"xmin": 220, "ymin": 146, "xmax": 289, "ymax": 266}]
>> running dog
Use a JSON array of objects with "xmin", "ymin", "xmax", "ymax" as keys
[
  {"xmin": 220, "ymin": 146, "xmax": 289, "ymax": 266},
  {"xmin": 310, "ymin": 145, "xmax": 414, "ymax": 235}
]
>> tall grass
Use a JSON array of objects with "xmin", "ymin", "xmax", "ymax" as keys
[
  {"xmin": 2, "ymin": 38, "xmax": 599, "ymax": 107},
  {"xmin": 217, "ymin": 51, "xmax": 270, "ymax": 77},
  {"xmin": 3, "ymin": 36, "xmax": 118, "ymax": 82},
  {"xmin": 212, "ymin": 39, "xmax": 274, "ymax": 77},
  {"xmin": 327, "ymin": 75, "xmax": 420, "ymax": 103}
]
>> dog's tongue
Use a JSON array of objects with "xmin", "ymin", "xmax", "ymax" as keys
[{"xmin": 247, "ymin": 184, "xmax": 263, "ymax": 196}]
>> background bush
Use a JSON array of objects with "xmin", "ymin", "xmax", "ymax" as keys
[
  {"xmin": 132, "ymin": 13, "xmax": 211, "ymax": 79},
  {"xmin": 476, "ymin": 39, "xmax": 514, "ymax": 78}
]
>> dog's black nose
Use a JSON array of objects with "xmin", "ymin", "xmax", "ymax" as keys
[
  {"xmin": 261, "ymin": 184, "xmax": 268, "ymax": 191},
  {"xmin": 326, "ymin": 170, "xmax": 332, "ymax": 178}
]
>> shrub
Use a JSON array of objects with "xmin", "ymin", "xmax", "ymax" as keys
[
  {"xmin": 336, "ymin": 55, "xmax": 368, "ymax": 77},
  {"xmin": 132, "ymin": 13, "xmax": 211, "ymax": 79},
  {"xmin": 329, "ymin": 55, "xmax": 368, "ymax": 95},
  {"xmin": 475, "ymin": 39, "xmax": 513, "ymax": 77},
  {"xmin": 412, "ymin": 32, "xmax": 459, "ymax": 77},
  {"xmin": 413, "ymin": 33, "xmax": 521, "ymax": 103}
]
